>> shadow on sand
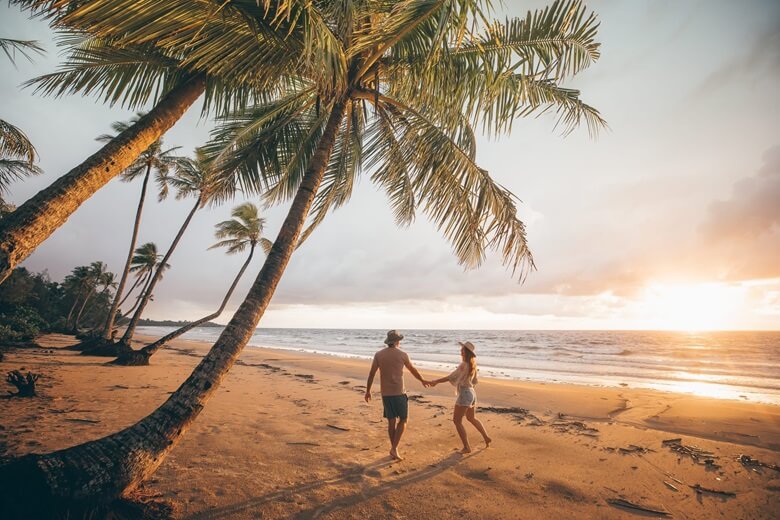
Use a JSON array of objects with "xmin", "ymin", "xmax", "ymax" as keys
[{"xmin": 187, "ymin": 451, "xmax": 468, "ymax": 519}]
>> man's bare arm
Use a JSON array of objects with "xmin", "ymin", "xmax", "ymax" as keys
[
  {"xmin": 404, "ymin": 358, "xmax": 429, "ymax": 387},
  {"xmin": 365, "ymin": 359, "xmax": 379, "ymax": 402}
]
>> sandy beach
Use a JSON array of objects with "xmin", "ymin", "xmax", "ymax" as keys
[{"xmin": 1, "ymin": 333, "xmax": 779, "ymax": 519}]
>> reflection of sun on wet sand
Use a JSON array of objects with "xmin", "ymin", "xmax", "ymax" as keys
[{"xmin": 1, "ymin": 333, "xmax": 778, "ymax": 519}]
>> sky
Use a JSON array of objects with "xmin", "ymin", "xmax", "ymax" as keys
[{"xmin": 1, "ymin": 1, "xmax": 779, "ymax": 331}]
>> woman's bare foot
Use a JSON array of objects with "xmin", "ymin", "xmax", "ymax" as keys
[
  {"xmin": 390, "ymin": 448, "xmax": 404, "ymax": 461},
  {"xmin": 484, "ymin": 436, "xmax": 492, "ymax": 448},
  {"xmin": 459, "ymin": 446, "xmax": 472, "ymax": 454}
]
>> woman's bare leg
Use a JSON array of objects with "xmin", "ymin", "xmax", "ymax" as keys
[
  {"xmin": 453, "ymin": 405, "xmax": 471, "ymax": 453},
  {"xmin": 466, "ymin": 406, "xmax": 492, "ymax": 447}
]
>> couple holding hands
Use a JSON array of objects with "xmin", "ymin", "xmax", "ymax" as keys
[{"xmin": 364, "ymin": 330, "xmax": 492, "ymax": 461}]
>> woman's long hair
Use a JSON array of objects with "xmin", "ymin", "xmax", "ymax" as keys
[{"xmin": 463, "ymin": 347, "xmax": 477, "ymax": 379}]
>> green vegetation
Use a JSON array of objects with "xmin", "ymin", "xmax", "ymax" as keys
[{"xmin": 0, "ymin": 264, "xmax": 115, "ymax": 343}]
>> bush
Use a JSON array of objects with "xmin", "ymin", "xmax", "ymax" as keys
[
  {"xmin": 0, "ymin": 324, "xmax": 23, "ymax": 343},
  {"xmin": 0, "ymin": 306, "xmax": 46, "ymax": 343}
]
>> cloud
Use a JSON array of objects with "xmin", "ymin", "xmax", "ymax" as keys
[
  {"xmin": 691, "ymin": 20, "xmax": 780, "ymax": 98},
  {"xmin": 700, "ymin": 146, "xmax": 780, "ymax": 239},
  {"xmin": 695, "ymin": 146, "xmax": 780, "ymax": 280}
]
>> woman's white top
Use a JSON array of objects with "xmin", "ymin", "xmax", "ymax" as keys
[{"xmin": 447, "ymin": 362, "xmax": 478, "ymax": 389}]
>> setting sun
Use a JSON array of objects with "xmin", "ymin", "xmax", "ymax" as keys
[{"xmin": 638, "ymin": 282, "xmax": 746, "ymax": 331}]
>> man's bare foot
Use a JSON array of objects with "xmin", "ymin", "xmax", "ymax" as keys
[
  {"xmin": 484, "ymin": 436, "xmax": 492, "ymax": 448},
  {"xmin": 460, "ymin": 447, "xmax": 472, "ymax": 454},
  {"xmin": 390, "ymin": 448, "xmax": 404, "ymax": 461}
]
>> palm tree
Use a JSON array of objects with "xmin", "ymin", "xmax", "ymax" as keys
[
  {"xmin": 0, "ymin": 38, "xmax": 44, "ymax": 208},
  {"xmin": 119, "ymin": 242, "xmax": 168, "ymax": 316},
  {"xmin": 96, "ymin": 114, "xmax": 183, "ymax": 345},
  {"xmin": 76, "ymin": 270, "xmax": 116, "ymax": 329},
  {"xmin": 113, "ymin": 202, "xmax": 271, "ymax": 365},
  {"xmin": 62, "ymin": 265, "xmax": 91, "ymax": 330},
  {"xmin": 0, "ymin": 1, "xmax": 605, "ymax": 512},
  {"xmin": 0, "ymin": 0, "xmax": 308, "ymax": 283},
  {"xmin": 114, "ymin": 149, "xmax": 234, "ymax": 351},
  {"xmin": 72, "ymin": 261, "xmax": 108, "ymax": 329}
]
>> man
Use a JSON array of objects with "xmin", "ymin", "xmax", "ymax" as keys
[{"xmin": 365, "ymin": 330, "xmax": 429, "ymax": 461}]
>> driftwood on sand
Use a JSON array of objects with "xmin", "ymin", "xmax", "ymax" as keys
[
  {"xmin": 5, "ymin": 370, "xmax": 39, "ymax": 397},
  {"xmin": 690, "ymin": 484, "xmax": 737, "ymax": 498},
  {"xmin": 662, "ymin": 438, "xmax": 720, "ymax": 468},
  {"xmin": 738, "ymin": 454, "xmax": 780, "ymax": 473},
  {"xmin": 606, "ymin": 498, "xmax": 670, "ymax": 516}
]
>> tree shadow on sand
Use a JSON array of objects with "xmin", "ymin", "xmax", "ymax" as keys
[{"xmin": 187, "ymin": 452, "xmax": 468, "ymax": 519}]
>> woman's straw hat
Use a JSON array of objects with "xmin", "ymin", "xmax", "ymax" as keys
[
  {"xmin": 458, "ymin": 341, "xmax": 476, "ymax": 354},
  {"xmin": 384, "ymin": 330, "xmax": 404, "ymax": 345}
]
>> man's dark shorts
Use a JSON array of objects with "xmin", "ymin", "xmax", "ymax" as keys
[{"xmin": 382, "ymin": 394, "xmax": 409, "ymax": 420}]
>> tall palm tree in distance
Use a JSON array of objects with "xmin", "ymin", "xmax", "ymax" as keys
[
  {"xmin": 72, "ymin": 261, "xmax": 108, "ymax": 329},
  {"xmin": 113, "ymin": 202, "xmax": 271, "ymax": 365},
  {"xmin": 117, "ymin": 242, "xmax": 164, "ymax": 312},
  {"xmin": 63, "ymin": 264, "xmax": 91, "ymax": 330},
  {"xmin": 76, "ymin": 269, "xmax": 116, "ymax": 329},
  {"xmin": 95, "ymin": 113, "xmax": 183, "ymax": 346},
  {"xmin": 120, "ymin": 242, "xmax": 171, "ymax": 318},
  {"xmin": 0, "ymin": 1, "xmax": 606, "ymax": 514}
]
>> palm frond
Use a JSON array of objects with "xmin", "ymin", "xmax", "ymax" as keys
[
  {"xmin": 259, "ymin": 237, "xmax": 274, "ymax": 256},
  {"xmin": 0, "ymin": 37, "xmax": 45, "ymax": 65},
  {"xmin": 25, "ymin": 36, "xmax": 184, "ymax": 109},
  {"xmin": 0, "ymin": 119, "xmax": 38, "ymax": 164},
  {"xmin": 0, "ymin": 160, "xmax": 43, "ymax": 196},
  {"xmin": 451, "ymin": 1, "xmax": 599, "ymax": 79},
  {"xmin": 204, "ymin": 91, "xmax": 328, "ymax": 205},
  {"xmin": 209, "ymin": 201, "xmax": 264, "ymax": 255},
  {"xmin": 14, "ymin": 0, "xmax": 306, "ymax": 108},
  {"xmin": 365, "ymin": 94, "xmax": 535, "ymax": 275}
]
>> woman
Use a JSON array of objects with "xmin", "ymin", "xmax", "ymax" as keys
[{"xmin": 427, "ymin": 341, "xmax": 492, "ymax": 453}]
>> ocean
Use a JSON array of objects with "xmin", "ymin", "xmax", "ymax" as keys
[{"xmin": 136, "ymin": 327, "xmax": 780, "ymax": 405}]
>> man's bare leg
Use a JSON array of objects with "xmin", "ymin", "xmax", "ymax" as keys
[
  {"xmin": 390, "ymin": 418, "xmax": 407, "ymax": 460},
  {"xmin": 387, "ymin": 418, "xmax": 397, "ymax": 457}
]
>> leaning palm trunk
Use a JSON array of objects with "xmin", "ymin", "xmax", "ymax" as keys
[
  {"xmin": 0, "ymin": 99, "xmax": 346, "ymax": 516},
  {"xmin": 0, "ymin": 76, "xmax": 206, "ymax": 285},
  {"xmin": 102, "ymin": 164, "xmax": 152, "ymax": 341},
  {"xmin": 73, "ymin": 290, "xmax": 94, "ymax": 329},
  {"xmin": 113, "ymin": 245, "xmax": 255, "ymax": 366},
  {"xmin": 64, "ymin": 287, "xmax": 85, "ymax": 330},
  {"xmin": 118, "ymin": 196, "xmax": 202, "ymax": 348},
  {"xmin": 118, "ymin": 271, "xmax": 149, "ymax": 310}
]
